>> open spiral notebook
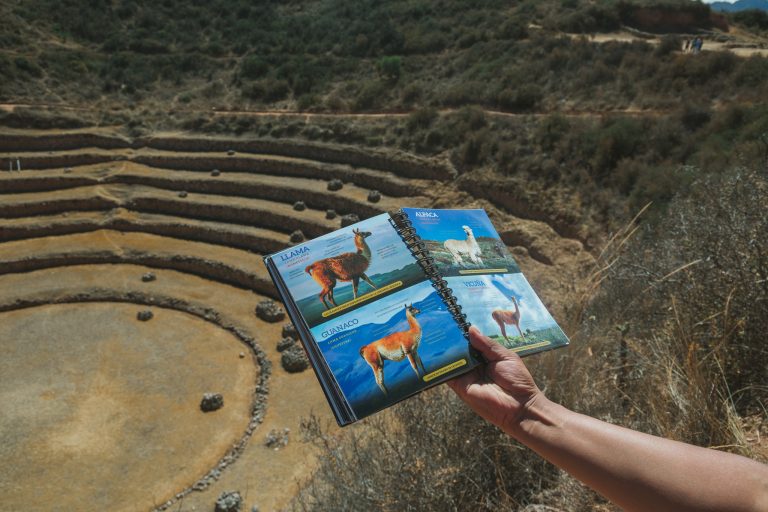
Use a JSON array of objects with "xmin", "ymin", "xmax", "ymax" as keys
[{"xmin": 264, "ymin": 208, "xmax": 569, "ymax": 426}]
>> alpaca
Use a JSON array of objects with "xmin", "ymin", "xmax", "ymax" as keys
[
  {"xmin": 305, "ymin": 228, "xmax": 377, "ymax": 309},
  {"xmin": 491, "ymin": 296, "xmax": 525, "ymax": 343},
  {"xmin": 359, "ymin": 304, "xmax": 425, "ymax": 395},
  {"xmin": 444, "ymin": 225, "xmax": 483, "ymax": 266}
]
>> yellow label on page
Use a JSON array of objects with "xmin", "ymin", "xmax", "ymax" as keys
[
  {"xmin": 510, "ymin": 341, "xmax": 551, "ymax": 352},
  {"xmin": 459, "ymin": 268, "xmax": 508, "ymax": 275},
  {"xmin": 321, "ymin": 281, "xmax": 403, "ymax": 317},
  {"xmin": 423, "ymin": 358, "xmax": 467, "ymax": 382}
]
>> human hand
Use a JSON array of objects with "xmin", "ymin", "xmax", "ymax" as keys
[{"xmin": 447, "ymin": 326, "xmax": 544, "ymax": 436}]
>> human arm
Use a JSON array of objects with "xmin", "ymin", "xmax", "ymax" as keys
[{"xmin": 448, "ymin": 327, "xmax": 768, "ymax": 512}]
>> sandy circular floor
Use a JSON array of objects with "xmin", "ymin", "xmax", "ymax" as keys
[{"xmin": 0, "ymin": 302, "xmax": 258, "ymax": 512}]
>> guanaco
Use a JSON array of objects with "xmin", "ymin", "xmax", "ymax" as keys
[
  {"xmin": 359, "ymin": 304, "xmax": 425, "ymax": 395},
  {"xmin": 305, "ymin": 228, "xmax": 377, "ymax": 309}
]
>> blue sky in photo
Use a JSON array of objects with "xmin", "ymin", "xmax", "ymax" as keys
[
  {"xmin": 448, "ymin": 273, "xmax": 564, "ymax": 336},
  {"xmin": 402, "ymin": 208, "xmax": 501, "ymax": 243}
]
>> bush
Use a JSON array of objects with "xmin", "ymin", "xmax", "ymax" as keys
[
  {"xmin": 406, "ymin": 106, "xmax": 438, "ymax": 132},
  {"xmin": 240, "ymin": 55, "xmax": 269, "ymax": 79},
  {"xmin": 354, "ymin": 80, "xmax": 388, "ymax": 110},
  {"xmin": 377, "ymin": 55, "xmax": 402, "ymax": 80},
  {"xmin": 497, "ymin": 85, "xmax": 542, "ymax": 112}
]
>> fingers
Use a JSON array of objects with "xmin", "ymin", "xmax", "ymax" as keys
[{"xmin": 468, "ymin": 325, "xmax": 515, "ymax": 362}]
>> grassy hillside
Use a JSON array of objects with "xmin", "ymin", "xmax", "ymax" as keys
[{"xmin": 1, "ymin": 0, "xmax": 766, "ymax": 112}]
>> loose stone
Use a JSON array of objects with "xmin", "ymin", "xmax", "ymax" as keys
[
  {"xmin": 327, "ymin": 179, "xmax": 343, "ymax": 191},
  {"xmin": 255, "ymin": 299, "xmax": 285, "ymax": 322},
  {"xmin": 340, "ymin": 213, "xmax": 360, "ymax": 227},
  {"xmin": 137, "ymin": 310, "xmax": 153, "ymax": 321},
  {"xmin": 200, "ymin": 393, "xmax": 224, "ymax": 412}
]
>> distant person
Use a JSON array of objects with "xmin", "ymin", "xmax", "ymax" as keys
[
  {"xmin": 693, "ymin": 37, "xmax": 703, "ymax": 54},
  {"xmin": 449, "ymin": 327, "xmax": 768, "ymax": 512}
]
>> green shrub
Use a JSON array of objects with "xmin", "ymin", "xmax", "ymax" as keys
[
  {"xmin": 240, "ymin": 55, "xmax": 269, "ymax": 79},
  {"xmin": 263, "ymin": 79, "xmax": 290, "ymax": 102},
  {"xmin": 377, "ymin": 55, "xmax": 402, "ymax": 80},
  {"xmin": 497, "ymin": 84, "xmax": 542, "ymax": 112},
  {"xmin": 406, "ymin": 106, "xmax": 438, "ymax": 132},
  {"xmin": 354, "ymin": 80, "xmax": 388, "ymax": 110}
]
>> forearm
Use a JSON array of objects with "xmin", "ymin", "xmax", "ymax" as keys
[{"xmin": 508, "ymin": 395, "xmax": 768, "ymax": 512}]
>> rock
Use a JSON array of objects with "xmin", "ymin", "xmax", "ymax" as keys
[
  {"xmin": 211, "ymin": 169, "xmax": 221, "ymax": 176},
  {"xmin": 293, "ymin": 201, "xmax": 306, "ymax": 211},
  {"xmin": 325, "ymin": 209, "xmax": 337, "ymax": 220},
  {"xmin": 340, "ymin": 214, "xmax": 360, "ymax": 227},
  {"xmin": 137, "ymin": 310, "xmax": 153, "ymax": 321},
  {"xmin": 281, "ymin": 323, "xmax": 298, "ymax": 339},
  {"xmin": 276, "ymin": 337, "xmax": 296, "ymax": 352},
  {"xmin": 255, "ymin": 299, "xmax": 285, "ymax": 322},
  {"xmin": 281, "ymin": 345, "xmax": 309, "ymax": 373},
  {"xmin": 141, "ymin": 272, "xmax": 156, "ymax": 282},
  {"xmin": 289, "ymin": 230, "xmax": 305, "ymax": 243},
  {"xmin": 327, "ymin": 179, "xmax": 343, "ymax": 191},
  {"xmin": 178, "ymin": 191, "xmax": 188, "ymax": 198},
  {"xmin": 367, "ymin": 190, "xmax": 381, "ymax": 203},
  {"xmin": 265, "ymin": 428, "xmax": 290, "ymax": 449},
  {"xmin": 214, "ymin": 490, "xmax": 242, "ymax": 512},
  {"xmin": 200, "ymin": 393, "xmax": 224, "ymax": 412},
  {"xmin": 250, "ymin": 506, "xmax": 260, "ymax": 512},
  {"xmin": 63, "ymin": 167, "xmax": 72, "ymax": 174},
  {"xmin": 239, "ymin": 352, "xmax": 246, "ymax": 358},
  {"xmin": 227, "ymin": 149, "xmax": 236, "ymax": 156}
]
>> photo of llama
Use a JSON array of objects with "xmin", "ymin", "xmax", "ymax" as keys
[
  {"xmin": 305, "ymin": 228, "xmax": 377, "ymax": 310},
  {"xmin": 310, "ymin": 280, "xmax": 479, "ymax": 418},
  {"xmin": 272, "ymin": 213, "xmax": 426, "ymax": 327},
  {"xmin": 447, "ymin": 273, "xmax": 569, "ymax": 354},
  {"xmin": 401, "ymin": 208, "xmax": 521, "ymax": 277}
]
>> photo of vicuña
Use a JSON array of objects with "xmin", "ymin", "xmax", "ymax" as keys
[
  {"xmin": 276, "ymin": 215, "xmax": 425, "ymax": 327},
  {"xmin": 311, "ymin": 280, "xmax": 476, "ymax": 419},
  {"xmin": 448, "ymin": 273, "xmax": 569, "ymax": 352},
  {"xmin": 408, "ymin": 209, "xmax": 521, "ymax": 277}
]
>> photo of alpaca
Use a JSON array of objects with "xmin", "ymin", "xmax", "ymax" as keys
[
  {"xmin": 491, "ymin": 295, "xmax": 525, "ymax": 342},
  {"xmin": 359, "ymin": 304, "xmax": 425, "ymax": 395},
  {"xmin": 305, "ymin": 228, "xmax": 377, "ymax": 310},
  {"xmin": 443, "ymin": 225, "xmax": 484, "ymax": 266}
]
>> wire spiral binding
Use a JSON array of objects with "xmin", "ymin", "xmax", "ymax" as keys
[{"xmin": 390, "ymin": 210, "xmax": 471, "ymax": 337}]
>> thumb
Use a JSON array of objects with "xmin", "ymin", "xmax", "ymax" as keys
[{"xmin": 468, "ymin": 325, "xmax": 514, "ymax": 362}]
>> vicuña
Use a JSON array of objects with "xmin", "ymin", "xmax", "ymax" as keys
[{"xmin": 491, "ymin": 295, "xmax": 525, "ymax": 343}]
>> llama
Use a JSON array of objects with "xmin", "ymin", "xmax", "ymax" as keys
[
  {"xmin": 491, "ymin": 296, "xmax": 525, "ymax": 343},
  {"xmin": 359, "ymin": 304, "xmax": 425, "ymax": 395},
  {"xmin": 444, "ymin": 225, "xmax": 483, "ymax": 266},
  {"xmin": 305, "ymin": 228, "xmax": 377, "ymax": 309}
]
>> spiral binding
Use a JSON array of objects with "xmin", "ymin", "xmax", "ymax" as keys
[{"xmin": 390, "ymin": 210, "xmax": 470, "ymax": 337}]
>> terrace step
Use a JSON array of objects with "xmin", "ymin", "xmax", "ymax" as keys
[
  {"xmin": 0, "ymin": 184, "xmax": 340, "ymax": 238},
  {"xmin": 0, "ymin": 230, "xmax": 276, "ymax": 297},
  {"xmin": 0, "ymin": 209, "xmax": 290, "ymax": 254},
  {"xmin": 1, "ymin": 148, "xmax": 434, "ymax": 196},
  {"xmin": 0, "ymin": 161, "xmax": 428, "ymax": 217}
]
